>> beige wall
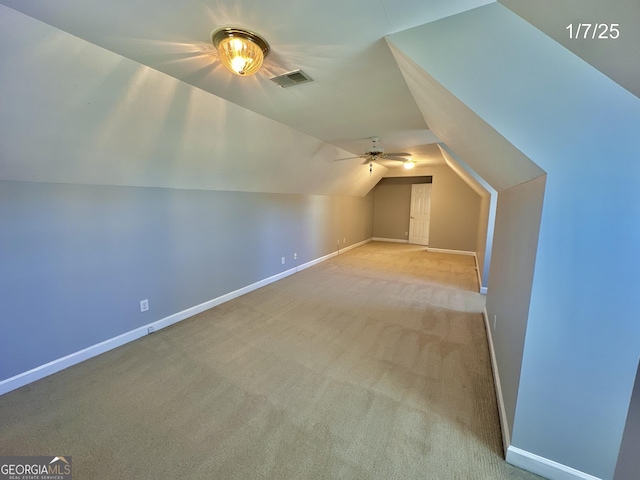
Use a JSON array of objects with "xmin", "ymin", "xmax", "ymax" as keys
[
  {"xmin": 372, "ymin": 178, "xmax": 417, "ymax": 240},
  {"xmin": 439, "ymin": 146, "xmax": 493, "ymax": 288},
  {"xmin": 0, "ymin": 181, "xmax": 374, "ymax": 382},
  {"xmin": 429, "ymin": 165, "xmax": 481, "ymax": 252},
  {"xmin": 374, "ymin": 166, "xmax": 481, "ymax": 252},
  {"xmin": 485, "ymin": 174, "xmax": 546, "ymax": 438},
  {"xmin": 476, "ymin": 194, "xmax": 491, "ymax": 283}
]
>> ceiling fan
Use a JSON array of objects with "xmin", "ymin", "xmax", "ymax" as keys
[{"xmin": 336, "ymin": 137, "xmax": 415, "ymax": 173}]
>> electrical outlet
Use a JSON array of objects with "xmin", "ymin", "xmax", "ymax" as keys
[
  {"xmin": 343, "ymin": 237, "xmax": 346, "ymax": 244},
  {"xmin": 493, "ymin": 315, "xmax": 497, "ymax": 330},
  {"xmin": 405, "ymin": 231, "xmax": 409, "ymax": 236},
  {"xmin": 294, "ymin": 253, "xmax": 297, "ymax": 260},
  {"xmin": 147, "ymin": 326, "xmax": 154, "ymax": 334},
  {"xmin": 281, "ymin": 257, "xmax": 285, "ymax": 265},
  {"xmin": 140, "ymin": 299, "xmax": 149, "ymax": 312}
]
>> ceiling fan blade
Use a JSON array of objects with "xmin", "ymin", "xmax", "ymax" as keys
[
  {"xmin": 384, "ymin": 156, "xmax": 410, "ymax": 161},
  {"xmin": 334, "ymin": 155, "xmax": 364, "ymax": 162},
  {"xmin": 383, "ymin": 152, "xmax": 412, "ymax": 157}
]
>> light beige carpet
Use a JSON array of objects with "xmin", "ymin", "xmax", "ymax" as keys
[{"xmin": 0, "ymin": 242, "xmax": 544, "ymax": 479}]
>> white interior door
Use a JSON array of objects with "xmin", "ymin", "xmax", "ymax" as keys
[{"xmin": 409, "ymin": 183, "xmax": 431, "ymax": 245}]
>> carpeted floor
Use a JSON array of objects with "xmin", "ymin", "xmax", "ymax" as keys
[{"xmin": 0, "ymin": 242, "xmax": 544, "ymax": 479}]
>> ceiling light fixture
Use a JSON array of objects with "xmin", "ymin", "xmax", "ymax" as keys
[
  {"xmin": 404, "ymin": 159, "xmax": 416, "ymax": 170},
  {"xmin": 211, "ymin": 27, "xmax": 270, "ymax": 76}
]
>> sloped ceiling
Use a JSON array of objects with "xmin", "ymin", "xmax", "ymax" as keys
[
  {"xmin": 385, "ymin": 39, "xmax": 544, "ymax": 192},
  {"xmin": 0, "ymin": 0, "xmax": 497, "ymax": 196},
  {"xmin": 0, "ymin": 0, "xmax": 493, "ymax": 156},
  {"xmin": 1, "ymin": 0, "xmax": 635, "ymax": 196},
  {"xmin": 498, "ymin": 0, "xmax": 640, "ymax": 99},
  {"xmin": 0, "ymin": 6, "xmax": 382, "ymax": 196}
]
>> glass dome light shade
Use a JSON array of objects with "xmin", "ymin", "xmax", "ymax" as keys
[
  {"xmin": 404, "ymin": 160, "xmax": 416, "ymax": 169},
  {"xmin": 212, "ymin": 28, "xmax": 270, "ymax": 77}
]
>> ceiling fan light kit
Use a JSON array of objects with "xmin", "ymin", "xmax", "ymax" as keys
[
  {"xmin": 404, "ymin": 160, "xmax": 416, "ymax": 169},
  {"xmin": 336, "ymin": 136, "xmax": 414, "ymax": 173},
  {"xmin": 212, "ymin": 27, "xmax": 270, "ymax": 76}
]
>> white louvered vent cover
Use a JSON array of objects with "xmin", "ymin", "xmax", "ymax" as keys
[{"xmin": 269, "ymin": 69, "xmax": 313, "ymax": 88}]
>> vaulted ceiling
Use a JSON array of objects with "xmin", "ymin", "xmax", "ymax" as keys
[{"xmin": 1, "ymin": 0, "xmax": 636, "ymax": 195}]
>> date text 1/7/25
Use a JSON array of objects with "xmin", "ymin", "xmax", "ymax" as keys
[{"xmin": 566, "ymin": 23, "xmax": 620, "ymax": 39}]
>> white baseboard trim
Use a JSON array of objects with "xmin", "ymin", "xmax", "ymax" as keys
[
  {"xmin": 0, "ymin": 327, "xmax": 149, "ymax": 397},
  {"xmin": 297, "ymin": 238, "xmax": 371, "ymax": 272},
  {"xmin": 482, "ymin": 307, "xmax": 510, "ymax": 457},
  {"xmin": 427, "ymin": 247, "xmax": 476, "ymax": 256},
  {"xmin": 471, "ymin": 252, "xmax": 486, "ymax": 295},
  {"xmin": 0, "ymin": 267, "xmax": 295, "ymax": 397},
  {"xmin": 506, "ymin": 446, "xmax": 602, "ymax": 480},
  {"xmin": 339, "ymin": 238, "xmax": 373, "ymax": 253},
  {"xmin": 297, "ymin": 251, "xmax": 338, "ymax": 271},
  {"xmin": 0, "ymin": 238, "xmax": 373, "ymax": 397},
  {"xmin": 428, "ymin": 247, "xmax": 487, "ymax": 294},
  {"xmin": 372, "ymin": 237, "xmax": 408, "ymax": 243},
  {"xmin": 483, "ymin": 296, "xmax": 598, "ymax": 480}
]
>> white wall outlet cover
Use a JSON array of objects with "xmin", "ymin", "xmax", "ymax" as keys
[{"xmin": 281, "ymin": 257, "xmax": 285, "ymax": 264}]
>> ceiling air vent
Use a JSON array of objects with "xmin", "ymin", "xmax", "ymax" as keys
[{"xmin": 269, "ymin": 69, "xmax": 313, "ymax": 88}]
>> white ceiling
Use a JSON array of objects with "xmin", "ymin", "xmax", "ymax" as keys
[
  {"xmin": 498, "ymin": 0, "xmax": 640, "ymax": 99},
  {"xmin": 0, "ymin": 0, "xmax": 494, "ymax": 170},
  {"xmin": 1, "ymin": 0, "xmax": 635, "ymax": 195}
]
